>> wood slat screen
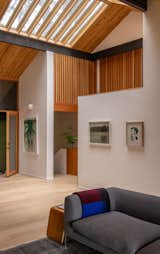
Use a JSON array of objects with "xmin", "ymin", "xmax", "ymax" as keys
[
  {"xmin": 100, "ymin": 48, "xmax": 143, "ymax": 93},
  {"xmin": 54, "ymin": 54, "xmax": 97, "ymax": 112}
]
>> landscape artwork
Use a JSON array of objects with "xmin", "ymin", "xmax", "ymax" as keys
[{"xmin": 89, "ymin": 121, "xmax": 110, "ymax": 145}]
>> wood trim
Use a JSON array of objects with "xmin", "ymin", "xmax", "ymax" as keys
[
  {"xmin": 93, "ymin": 38, "xmax": 143, "ymax": 60},
  {"xmin": 54, "ymin": 104, "xmax": 78, "ymax": 112},
  {"xmin": 0, "ymin": 76, "xmax": 18, "ymax": 82},
  {"xmin": 0, "ymin": 30, "xmax": 93, "ymax": 60},
  {"xmin": 5, "ymin": 111, "xmax": 19, "ymax": 177},
  {"xmin": 6, "ymin": 111, "xmax": 9, "ymax": 177}
]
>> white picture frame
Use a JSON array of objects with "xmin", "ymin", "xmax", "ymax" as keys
[
  {"xmin": 126, "ymin": 121, "xmax": 144, "ymax": 148},
  {"xmin": 89, "ymin": 121, "xmax": 111, "ymax": 146}
]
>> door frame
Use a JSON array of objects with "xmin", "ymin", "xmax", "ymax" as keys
[{"xmin": 0, "ymin": 110, "xmax": 19, "ymax": 177}]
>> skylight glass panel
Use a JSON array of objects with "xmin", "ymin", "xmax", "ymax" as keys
[
  {"xmin": 41, "ymin": 0, "xmax": 71, "ymax": 38},
  {"xmin": 11, "ymin": 0, "xmax": 34, "ymax": 29},
  {"xmin": 32, "ymin": 0, "xmax": 59, "ymax": 35},
  {"xmin": 67, "ymin": 2, "xmax": 104, "ymax": 45},
  {"xmin": 59, "ymin": 0, "xmax": 94, "ymax": 42},
  {"xmin": 22, "ymin": 0, "xmax": 46, "ymax": 32},
  {"xmin": 51, "ymin": 0, "xmax": 82, "ymax": 40},
  {"xmin": 0, "ymin": 0, "xmax": 21, "ymax": 26}
]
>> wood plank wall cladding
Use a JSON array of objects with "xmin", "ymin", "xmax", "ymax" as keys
[
  {"xmin": 54, "ymin": 54, "xmax": 97, "ymax": 112},
  {"xmin": 100, "ymin": 48, "xmax": 143, "ymax": 93}
]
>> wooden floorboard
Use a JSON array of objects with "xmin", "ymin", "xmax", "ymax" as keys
[{"xmin": 0, "ymin": 174, "xmax": 78, "ymax": 250}]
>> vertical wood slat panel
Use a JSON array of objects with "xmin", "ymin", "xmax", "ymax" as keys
[
  {"xmin": 54, "ymin": 54, "xmax": 97, "ymax": 112},
  {"xmin": 100, "ymin": 48, "xmax": 143, "ymax": 93}
]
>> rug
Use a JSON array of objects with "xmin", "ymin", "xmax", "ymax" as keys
[{"xmin": 0, "ymin": 238, "xmax": 100, "ymax": 254}]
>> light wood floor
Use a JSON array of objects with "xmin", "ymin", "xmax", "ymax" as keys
[{"xmin": 0, "ymin": 174, "xmax": 78, "ymax": 250}]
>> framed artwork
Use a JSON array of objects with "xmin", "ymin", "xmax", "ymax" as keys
[
  {"xmin": 24, "ymin": 117, "xmax": 39, "ymax": 154},
  {"xmin": 89, "ymin": 121, "xmax": 111, "ymax": 146},
  {"xmin": 126, "ymin": 122, "xmax": 144, "ymax": 148}
]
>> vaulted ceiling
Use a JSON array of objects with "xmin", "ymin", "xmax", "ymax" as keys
[
  {"xmin": 0, "ymin": 42, "xmax": 39, "ymax": 81},
  {"xmin": 0, "ymin": 0, "xmax": 131, "ymax": 53}
]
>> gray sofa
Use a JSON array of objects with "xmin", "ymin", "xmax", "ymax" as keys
[{"xmin": 64, "ymin": 187, "xmax": 160, "ymax": 254}]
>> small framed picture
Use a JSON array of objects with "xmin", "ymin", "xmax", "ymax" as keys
[
  {"xmin": 126, "ymin": 122, "xmax": 144, "ymax": 148},
  {"xmin": 89, "ymin": 121, "xmax": 111, "ymax": 146}
]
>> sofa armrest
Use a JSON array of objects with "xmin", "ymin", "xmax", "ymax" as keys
[{"xmin": 64, "ymin": 194, "xmax": 82, "ymax": 223}]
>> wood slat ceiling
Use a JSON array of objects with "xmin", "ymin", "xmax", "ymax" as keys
[
  {"xmin": 0, "ymin": 0, "xmax": 131, "ymax": 53},
  {"xmin": 72, "ymin": 3, "xmax": 130, "ymax": 52},
  {"xmin": 0, "ymin": 42, "xmax": 39, "ymax": 81}
]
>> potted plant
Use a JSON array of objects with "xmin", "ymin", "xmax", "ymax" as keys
[{"xmin": 63, "ymin": 128, "xmax": 78, "ymax": 175}]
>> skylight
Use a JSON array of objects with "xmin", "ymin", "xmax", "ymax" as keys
[
  {"xmin": 41, "ymin": 0, "xmax": 71, "ymax": 38},
  {"xmin": 51, "ymin": 0, "xmax": 83, "ymax": 40},
  {"xmin": 67, "ymin": 2, "xmax": 104, "ymax": 45},
  {"xmin": 22, "ymin": 0, "xmax": 46, "ymax": 32},
  {"xmin": 0, "ymin": 0, "xmax": 108, "ymax": 51},
  {"xmin": 11, "ymin": 0, "xmax": 34, "ymax": 29},
  {"xmin": 59, "ymin": 0, "xmax": 94, "ymax": 42},
  {"xmin": 0, "ymin": 0, "xmax": 21, "ymax": 26},
  {"xmin": 32, "ymin": 0, "xmax": 59, "ymax": 35}
]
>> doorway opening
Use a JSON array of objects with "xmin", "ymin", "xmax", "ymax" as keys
[
  {"xmin": 54, "ymin": 112, "xmax": 78, "ymax": 176},
  {"xmin": 0, "ymin": 111, "xmax": 18, "ymax": 177}
]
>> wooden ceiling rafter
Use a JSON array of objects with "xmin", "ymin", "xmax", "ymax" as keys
[
  {"xmin": 46, "ymin": 0, "xmax": 77, "ymax": 41},
  {"xmin": 70, "ymin": 4, "xmax": 108, "ymax": 47},
  {"xmin": 54, "ymin": 0, "xmax": 90, "ymax": 43},
  {"xmin": 17, "ymin": 0, "xmax": 40, "ymax": 33},
  {"xmin": 36, "ymin": 0, "xmax": 66, "ymax": 38},
  {"xmin": 0, "ymin": 0, "xmax": 11, "ymax": 19},
  {"xmin": 61, "ymin": 1, "xmax": 99, "ymax": 45},
  {"xmin": 27, "ymin": 0, "xmax": 52, "ymax": 35},
  {"xmin": 6, "ymin": 0, "xmax": 26, "ymax": 29}
]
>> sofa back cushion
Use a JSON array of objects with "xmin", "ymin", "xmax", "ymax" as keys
[{"xmin": 108, "ymin": 187, "xmax": 160, "ymax": 225}]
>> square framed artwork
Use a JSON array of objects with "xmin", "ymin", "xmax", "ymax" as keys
[
  {"xmin": 23, "ymin": 117, "xmax": 39, "ymax": 154},
  {"xmin": 89, "ymin": 121, "xmax": 111, "ymax": 146},
  {"xmin": 126, "ymin": 122, "xmax": 144, "ymax": 148}
]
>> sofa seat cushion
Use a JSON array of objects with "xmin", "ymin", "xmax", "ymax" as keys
[
  {"xmin": 72, "ymin": 211, "xmax": 160, "ymax": 254},
  {"xmin": 137, "ymin": 239, "xmax": 160, "ymax": 254}
]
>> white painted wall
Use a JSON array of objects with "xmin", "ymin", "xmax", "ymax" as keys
[
  {"xmin": 93, "ymin": 11, "xmax": 143, "ymax": 52},
  {"xmin": 78, "ymin": 0, "xmax": 160, "ymax": 196},
  {"xmin": 19, "ymin": 51, "xmax": 54, "ymax": 180}
]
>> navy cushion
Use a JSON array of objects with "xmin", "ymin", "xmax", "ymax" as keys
[{"xmin": 72, "ymin": 211, "xmax": 160, "ymax": 254}]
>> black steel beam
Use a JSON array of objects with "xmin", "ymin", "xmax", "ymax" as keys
[
  {"xmin": 0, "ymin": 30, "xmax": 93, "ymax": 61},
  {"xmin": 93, "ymin": 38, "xmax": 143, "ymax": 60},
  {"xmin": 0, "ymin": 30, "xmax": 143, "ymax": 61},
  {"xmin": 120, "ymin": 0, "xmax": 147, "ymax": 11}
]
